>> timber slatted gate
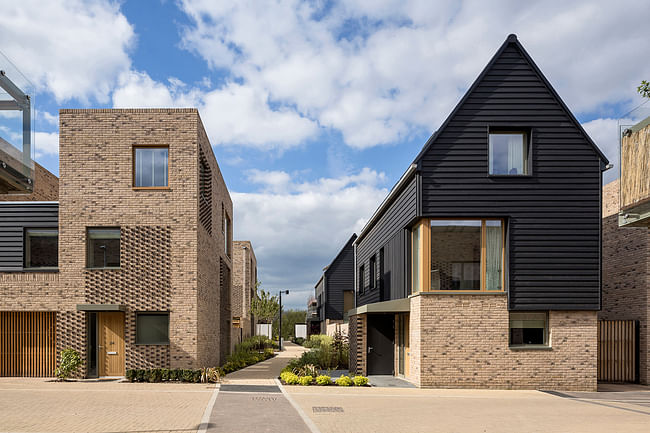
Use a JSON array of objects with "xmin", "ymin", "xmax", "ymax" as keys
[
  {"xmin": 598, "ymin": 320, "xmax": 637, "ymax": 383},
  {"xmin": 0, "ymin": 312, "xmax": 56, "ymax": 377}
]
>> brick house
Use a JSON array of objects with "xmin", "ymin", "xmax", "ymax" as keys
[
  {"xmin": 601, "ymin": 180, "xmax": 650, "ymax": 384},
  {"xmin": 0, "ymin": 108, "xmax": 233, "ymax": 377},
  {"xmin": 231, "ymin": 240, "xmax": 257, "ymax": 349},
  {"xmin": 348, "ymin": 35, "xmax": 608, "ymax": 391}
]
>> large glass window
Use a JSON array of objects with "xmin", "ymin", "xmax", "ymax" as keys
[
  {"xmin": 134, "ymin": 147, "xmax": 168, "ymax": 187},
  {"xmin": 509, "ymin": 312, "xmax": 547, "ymax": 346},
  {"xmin": 24, "ymin": 228, "xmax": 58, "ymax": 269},
  {"xmin": 136, "ymin": 312, "xmax": 169, "ymax": 345},
  {"xmin": 87, "ymin": 228, "xmax": 120, "ymax": 268},
  {"xmin": 489, "ymin": 132, "xmax": 529, "ymax": 175},
  {"xmin": 430, "ymin": 220, "xmax": 482, "ymax": 290},
  {"xmin": 411, "ymin": 219, "xmax": 504, "ymax": 292}
]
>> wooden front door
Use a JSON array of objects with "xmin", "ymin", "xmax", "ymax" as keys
[{"xmin": 98, "ymin": 312, "xmax": 125, "ymax": 376}]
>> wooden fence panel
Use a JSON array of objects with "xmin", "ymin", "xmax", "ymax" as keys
[
  {"xmin": 0, "ymin": 312, "xmax": 56, "ymax": 377},
  {"xmin": 598, "ymin": 320, "xmax": 637, "ymax": 382}
]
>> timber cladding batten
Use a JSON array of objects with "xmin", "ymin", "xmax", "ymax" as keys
[{"xmin": 0, "ymin": 311, "xmax": 56, "ymax": 377}]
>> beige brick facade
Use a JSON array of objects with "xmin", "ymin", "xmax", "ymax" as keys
[
  {"xmin": 601, "ymin": 180, "xmax": 650, "ymax": 384},
  {"xmin": 0, "ymin": 108, "xmax": 233, "ymax": 376},
  {"xmin": 231, "ymin": 241, "xmax": 257, "ymax": 350},
  {"xmin": 351, "ymin": 295, "xmax": 597, "ymax": 391}
]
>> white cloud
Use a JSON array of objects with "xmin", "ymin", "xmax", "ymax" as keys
[
  {"xmin": 34, "ymin": 131, "xmax": 59, "ymax": 158},
  {"xmin": 112, "ymin": 72, "xmax": 318, "ymax": 150},
  {"xmin": 178, "ymin": 0, "xmax": 650, "ymax": 149},
  {"xmin": 0, "ymin": 0, "xmax": 134, "ymax": 103},
  {"xmin": 232, "ymin": 168, "xmax": 387, "ymax": 306}
]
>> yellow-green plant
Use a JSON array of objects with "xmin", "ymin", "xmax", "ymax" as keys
[
  {"xmin": 353, "ymin": 375, "xmax": 369, "ymax": 386},
  {"xmin": 335, "ymin": 375, "xmax": 353, "ymax": 386},
  {"xmin": 299, "ymin": 375, "xmax": 313, "ymax": 386},
  {"xmin": 315, "ymin": 375, "xmax": 332, "ymax": 386}
]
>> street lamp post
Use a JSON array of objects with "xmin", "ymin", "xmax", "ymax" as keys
[{"xmin": 279, "ymin": 290, "xmax": 289, "ymax": 351}]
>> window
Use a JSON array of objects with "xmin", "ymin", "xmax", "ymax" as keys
[
  {"xmin": 369, "ymin": 255, "xmax": 376, "ymax": 289},
  {"xmin": 136, "ymin": 312, "xmax": 169, "ymax": 345},
  {"xmin": 87, "ymin": 228, "xmax": 120, "ymax": 268},
  {"xmin": 24, "ymin": 228, "xmax": 58, "ymax": 269},
  {"xmin": 222, "ymin": 208, "xmax": 231, "ymax": 257},
  {"xmin": 412, "ymin": 219, "xmax": 504, "ymax": 292},
  {"xmin": 509, "ymin": 312, "xmax": 548, "ymax": 346},
  {"xmin": 134, "ymin": 146, "xmax": 168, "ymax": 187},
  {"xmin": 489, "ymin": 132, "xmax": 529, "ymax": 175},
  {"xmin": 358, "ymin": 265, "xmax": 365, "ymax": 293}
]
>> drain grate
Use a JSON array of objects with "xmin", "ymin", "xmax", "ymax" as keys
[{"xmin": 312, "ymin": 406, "xmax": 344, "ymax": 413}]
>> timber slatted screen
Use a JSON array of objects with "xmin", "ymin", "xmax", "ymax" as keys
[
  {"xmin": 598, "ymin": 320, "xmax": 636, "ymax": 383},
  {"xmin": 0, "ymin": 312, "xmax": 56, "ymax": 377}
]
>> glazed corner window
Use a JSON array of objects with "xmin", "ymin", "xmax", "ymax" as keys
[
  {"xmin": 24, "ymin": 228, "xmax": 58, "ymax": 269},
  {"xmin": 412, "ymin": 219, "xmax": 504, "ymax": 292},
  {"xmin": 509, "ymin": 312, "xmax": 548, "ymax": 346},
  {"xmin": 136, "ymin": 313, "xmax": 169, "ymax": 345},
  {"xmin": 489, "ymin": 132, "xmax": 529, "ymax": 175},
  {"xmin": 134, "ymin": 146, "xmax": 168, "ymax": 187},
  {"xmin": 87, "ymin": 228, "xmax": 120, "ymax": 268}
]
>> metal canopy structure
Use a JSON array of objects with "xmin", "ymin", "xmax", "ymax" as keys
[{"xmin": 0, "ymin": 52, "xmax": 34, "ymax": 194}]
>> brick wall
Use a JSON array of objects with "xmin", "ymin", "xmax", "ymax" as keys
[
  {"xmin": 58, "ymin": 109, "xmax": 200, "ymax": 370},
  {"xmin": 601, "ymin": 179, "xmax": 650, "ymax": 384},
  {"xmin": 411, "ymin": 294, "xmax": 597, "ymax": 391},
  {"xmin": 231, "ymin": 241, "xmax": 257, "ymax": 350},
  {"xmin": 196, "ymin": 116, "xmax": 232, "ymax": 367},
  {"xmin": 0, "ymin": 162, "xmax": 59, "ymax": 201}
]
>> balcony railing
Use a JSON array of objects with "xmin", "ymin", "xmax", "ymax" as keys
[
  {"xmin": 0, "ymin": 53, "xmax": 34, "ymax": 194},
  {"xmin": 619, "ymin": 108, "xmax": 650, "ymax": 227}
]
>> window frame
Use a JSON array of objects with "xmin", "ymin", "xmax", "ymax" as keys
[
  {"xmin": 509, "ymin": 311, "xmax": 549, "ymax": 348},
  {"xmin": 132, "ymin": 145, "xmax": 170, "ymax": 190},
  {"xmin": 358, "ymin": 264, "xmax": 365, "ymax": 294},
  {"xmin": 86, "ymin": 227, "xmax": 121, "ymax": 270},
  {"xmin": 487, "ymin": 128, "xmax": 532, "ymax": 177},
  {"xmin": 135, "ymin": 312, "xmax": 170, "ymax": 345},
  {"xmin": 369, "ymin": 255, "xmax": 377, "ymax": 290},
  {"xmin": 411, "ymin": 218, "xmax": 506, "ymax": 293},
  {"xmin": 23, "ymin": 227, "xmax": 59, "ymax": 270}
]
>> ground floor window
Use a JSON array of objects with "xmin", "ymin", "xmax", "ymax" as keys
[
  {"xmin": 136, "ymin": 312, "xmax": 169, "ymax": 345},
  {"xmin": 509, "ymin": 312, "xmax": 548, "ymax": 346}
]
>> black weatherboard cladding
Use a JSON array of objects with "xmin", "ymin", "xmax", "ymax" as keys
[
  {"xmin": 323, "ymin": 234, "xmax": 356, "ymax": 320},
  {"xmin": 357, "ymin": 177, "xmax": 417, "ymax": 307},
  {"xmin": 416, "ymin": 35, "xmax": 606, "ymax": 310},
  {"xmin": 0, "ymin": 202, "xmax": 59, "ymax": 270}
]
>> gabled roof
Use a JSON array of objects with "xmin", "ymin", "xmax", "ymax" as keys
[
  {"xmin": 324, "ymin": 233, "xmax": 357, "ymax": 276},
  {"xmin": 413, "ymin": 34, "xmax": 609, "ymax": 166}
]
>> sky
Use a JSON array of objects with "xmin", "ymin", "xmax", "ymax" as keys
[{"xmin": 0, "ymin": 0, "xmax": 649, "ymax": 310}]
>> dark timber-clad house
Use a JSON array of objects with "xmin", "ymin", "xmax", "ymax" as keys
[
  {"xmin": 348, "ymin": 35, "xmax": 609, "ymax": 391},
  {"xmin": 312, "ymin": 234, "xmax": 356, "ymax": 335}
]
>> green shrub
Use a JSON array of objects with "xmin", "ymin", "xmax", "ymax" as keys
[
  {"xmin": 335, "ymin": 375, "xmax": 353, "ymax": 386},
  {"xmin": 353, "ymin": 376, "xmax": 369, "ymax": 386},
  {"xmin": 303, "ymin": 334, "xmax": 333, "ymax": 349},
  {"xmin": 292, "ymin": 337, "xmax": 305, "ymax": 345},
  {"xmin": 55, "ymin": 348, "xmax": 82, "ymax": 380},
  {"xmin": 315, "ymin": 375, "xmax": 332, "ymax": 386},
  {"xmin": 299, "ymin": 375, "xmax": 313, "ymax": 386},
  {"xmin": 282, "ymin": 372, "xmax": 300, "ymax": 385}
]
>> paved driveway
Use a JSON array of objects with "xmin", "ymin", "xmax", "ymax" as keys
[
  {"xmin": 0, "ymin": 378, "xmax": 213, "ymax": 433},
  {"xmin": 286, "ymin": 385, "xmax": 650, "ymax": 433}
]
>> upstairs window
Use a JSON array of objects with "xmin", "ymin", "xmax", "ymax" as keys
[
  {"xmin": 369, "ymin": 255, "xmax": 376, "ymax": 289},
  {"xmin": 87, "ymin": 228, "xmax": 120, "ymax": 268},
  {"xmin": 222, "ymin": 207, "xmax": 231, "ymax": 258},
  {"xmin": 489, "ymin": 132, "xmax": 529, "ymax": 175},
  {"xmin": 134, "ymin": 146, "xmax": 168, "ymax": 187},
  {"xmin": 358, "ymin": 265, "xmax": 365, "ymax": 293},
  {"xmin": 24, "ymin": 228, "xmax": 58, "ymax": 269}
]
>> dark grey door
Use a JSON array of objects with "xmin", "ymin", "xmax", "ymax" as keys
[{"xmin": 367, "ymin": 314, "xmax": 394, "ymax": 375}]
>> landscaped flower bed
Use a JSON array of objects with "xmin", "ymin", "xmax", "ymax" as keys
[
  {"xmin": 280, "ymin": 370, "xmax": 369, "ymax": 386},
  {"xmin": 126, "ymin": 336, "xmax": 276, "ymax": 383}
]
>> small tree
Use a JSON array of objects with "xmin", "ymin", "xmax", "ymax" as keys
[
  {"xmin": 638, "ymin": 80, "xmax": 650, "ymax": 99},
  {"xmin": 250, "ymin": 285, "xmax": 279, "ymax": 324},
  {"xmin": 56, "ymin": 348, "xmax": 82, "ymax": 380}
]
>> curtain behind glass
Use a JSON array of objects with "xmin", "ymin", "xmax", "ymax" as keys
[
  {"xmin": 135, "ymin": 147, "xmax": 168, "ymax": 187},
  {"xmin": 485, "ymin": 220, "xmax": 502, "ymax": 290}
]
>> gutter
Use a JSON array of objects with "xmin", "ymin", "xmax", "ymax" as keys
[{"xmin": 354, "ymin": 163, "xmax": 417, "ymax": 246}]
